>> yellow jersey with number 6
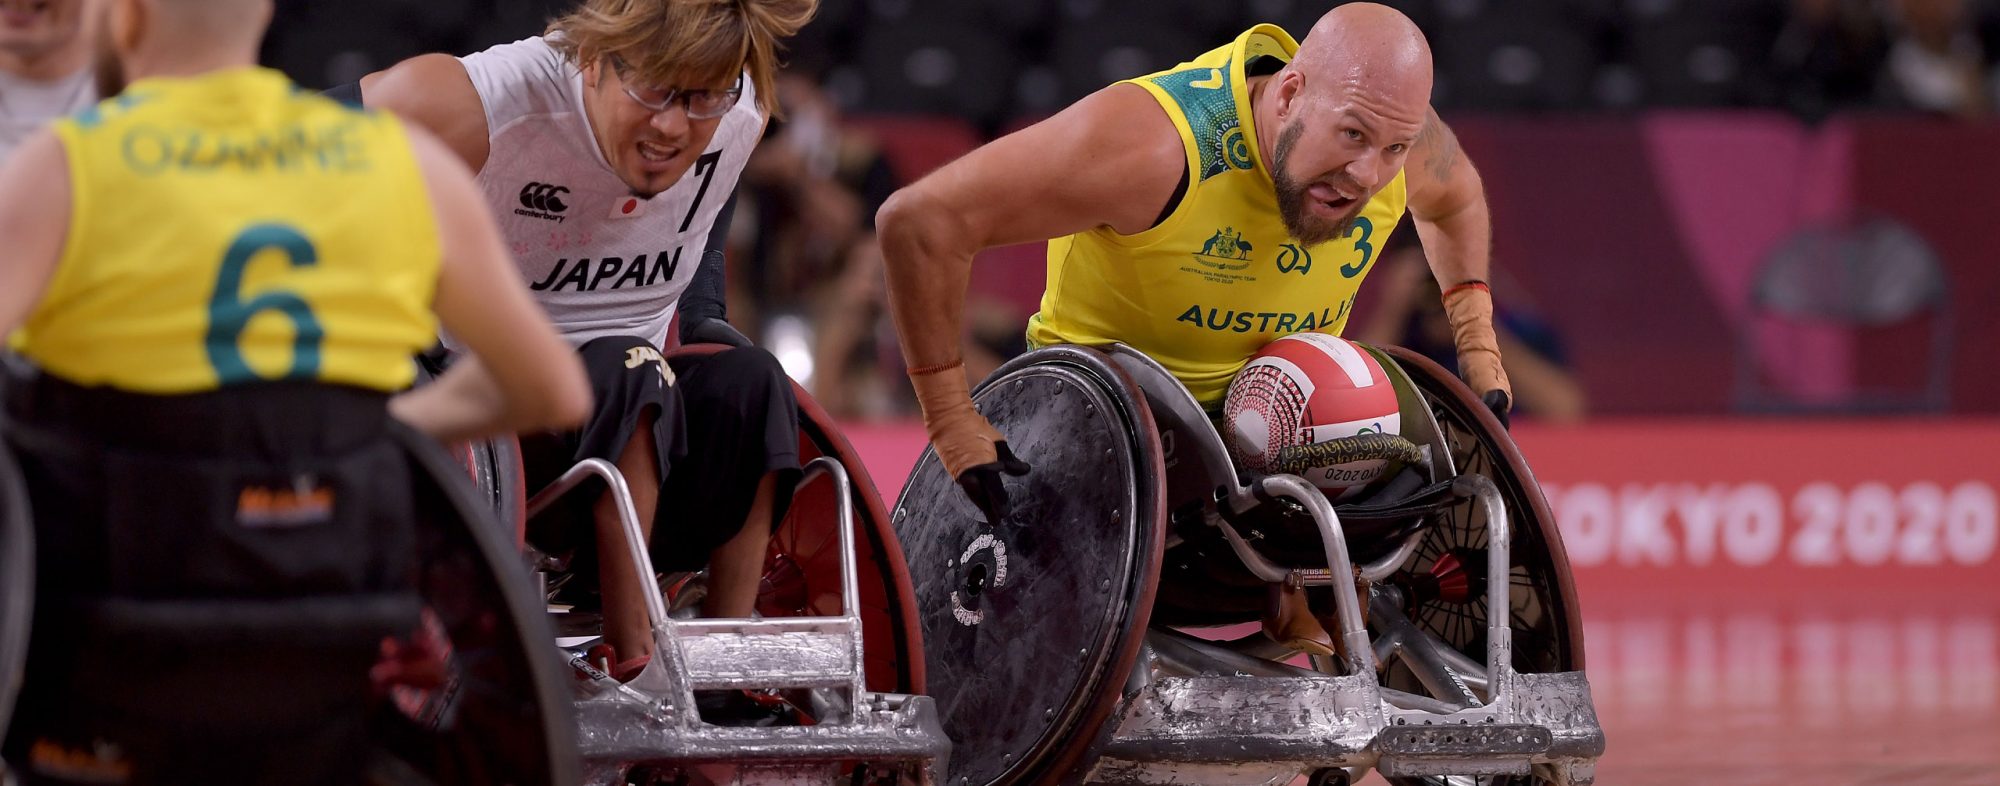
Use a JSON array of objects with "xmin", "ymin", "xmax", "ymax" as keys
[
  {"xmin": 9, "ymin": 67, "xmax": 439, "ymax": 394},
  {"xmin": 1025, "ymin": 25, "xmax": 1407, "ymax": 408}
]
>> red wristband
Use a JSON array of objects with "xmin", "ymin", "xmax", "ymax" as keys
[{"xmin": 1441, "ymin": 280, "xmax": 1490, "ymax": 300}]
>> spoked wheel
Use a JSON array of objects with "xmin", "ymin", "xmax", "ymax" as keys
[{"xmin": 1375, "ymin": 348, "xmax": 1585, "ymax": 786}]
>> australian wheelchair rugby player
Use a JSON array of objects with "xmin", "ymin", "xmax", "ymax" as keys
[
  {"xmin": 878, "ymin": 4, "xmax": 1604, "ymax": 784},
  {"xmin": 0, "ymin": 0, "xmax": 594, "ymax": 782}
]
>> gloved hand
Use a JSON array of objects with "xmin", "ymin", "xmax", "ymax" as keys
[
  {"xmin": 1481, "ymin": 390, "xmax": 1512, "ymax": 429},
  {"xmin": 910, "ymin": 362, "xmax": 1031, "ymax": 525},
  {"xmin": 685, "ymin": 318, "xmax": 753, "ymax": 349},
  {"xmin": 1442, "ymin": 282, "xmax": 1514, "ymax": 428}
]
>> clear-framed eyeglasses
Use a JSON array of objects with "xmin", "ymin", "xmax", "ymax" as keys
[{"xmin": 606, "ymin": 56, "xmax": 742, "ymax": 120}]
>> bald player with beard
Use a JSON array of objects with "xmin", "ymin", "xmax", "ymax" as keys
[
  {"xmin": 0, "ymin": 0, "xmax": 98, "ymax": 160},
  {"xmin": 0, "ymin": 0, "xmax": 589, "ymax": 781},
  {"xmin": 879, "ymin": 3, "xmax": 1511, "ymax": 519}
]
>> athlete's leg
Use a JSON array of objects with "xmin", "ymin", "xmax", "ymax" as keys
[
  {"xmin": 701, "ymin": 472, "xmax": 778, "ymax": 618},
  {"xmin": 597, "ymin": 408, "xmax": 661, "ymax": 660},
  {"xmin": 520, "ymin": 336, "xmax": 684, "ymax": 663},
  {"xmin": 657, "ymin": 347, "xmax": 801, "ymax": 619}
]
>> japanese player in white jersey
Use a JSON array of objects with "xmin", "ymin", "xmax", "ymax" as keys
[{"xmin": 335, "ymin": 0, "xmax": 817, "ymax": 711}]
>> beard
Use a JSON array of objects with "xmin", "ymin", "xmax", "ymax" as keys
[{"xmin": 1270, "ymin": 118, "xmax": 1365, "ymax": 246}]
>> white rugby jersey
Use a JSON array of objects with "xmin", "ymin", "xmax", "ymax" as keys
[
  {"xmin": 0, "ymin": 67, "xmax": 96, "ymax": 161},
  {"xmin": 451, "ymin": 36, "xmax": 762, "ymax": 349}
]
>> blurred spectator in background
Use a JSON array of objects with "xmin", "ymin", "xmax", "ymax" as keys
[
  {"xmin": 1880, "ymin": 0, "xmax": 1991, "ymax": 115},
  {"xmin": 1771, "ymin": 0, "xmax": 1891, "ymax": 120},
  {"xmin": 1357, "ymin": 237, "xmax": 1589, "ymax": 424},
  {"xmin": 736, "ymin": 73, "xmax": 1024, "ymax": 418},
  {"xmin": 0, "ymin": 0, "xmax": 97, "ymax": 160},
  {"xmin": 735, "ymin": 72, "xmax": 899, "ymax": 416}
]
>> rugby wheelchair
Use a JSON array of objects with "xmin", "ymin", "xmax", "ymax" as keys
[
  {"xmin": 892, "ymin": 343, "xmax": 1606, "ymax": 785},
  {"xmin": 471, "ymin": 343, "xmax": 948, "ymax": 786},
  {"xmin": 0, "ymin": 403, "xmax": 580, "ymax": 786}
]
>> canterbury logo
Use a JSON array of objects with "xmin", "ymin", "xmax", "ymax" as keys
[{"xmin": 519, "ymin": 182, "xmax": 570, "ymax": 213}]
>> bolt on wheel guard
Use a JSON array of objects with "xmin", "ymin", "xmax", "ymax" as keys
[{"xmin": 894, "ymin": 345, "xmax": 1604, "ymax": 786}]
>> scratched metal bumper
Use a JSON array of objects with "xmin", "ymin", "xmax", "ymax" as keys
[
  {"xmin": 576, "ymin": 690, "xmax": 950, "ymax": 786},
  {"xmin": 1084, "ymin": 668, "xmax": 1604, "ymax": 786}
]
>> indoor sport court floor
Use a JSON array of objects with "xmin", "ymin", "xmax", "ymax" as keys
[{"xmin": 1537, "ymin": 586, "xmax": 1997, "ymax": 785}]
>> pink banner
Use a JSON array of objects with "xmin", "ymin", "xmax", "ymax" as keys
[{"xmin": 842, "ymin": 419, "xmax": 2000, "ymax": 601}]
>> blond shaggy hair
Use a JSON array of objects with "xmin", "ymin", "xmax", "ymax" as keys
[{"xmin": 547, "ymin": 0, "xmax": 816, "ymax": 116}]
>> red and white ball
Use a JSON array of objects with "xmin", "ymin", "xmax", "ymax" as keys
[{"xmin": 1223, "ymin": 333, "xmax": 1402, "ymax": 499}]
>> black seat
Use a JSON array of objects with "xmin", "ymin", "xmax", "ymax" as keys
[{"xmin": 0, "ymin": 417, "xmax": 580, "ymax": 785}]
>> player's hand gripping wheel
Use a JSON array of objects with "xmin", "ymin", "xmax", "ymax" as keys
[{"xmin": 911, "ymin": 361, "xmax": 1032, "ymax": 524}]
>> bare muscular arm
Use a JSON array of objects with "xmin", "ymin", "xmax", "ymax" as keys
[
  {"xmin": 877, "ymin": 82, "xmax": 1184, "ymax": 379},
  {"xmin": 1402, "ymin": 108, "xmax": 1512, "ymax": 411},
  {"xmin": 389, "ymin": 127, "xmax": 591, "ymax": 441},
  {"xmin": 1403, "ymin": 107, "xmax": 1489, "ymax": 291},
  {"xmin": 0, "ymin": 132, "xmax": 71, "ymax": 337},
  {"xmin": 874, "ymin": 81, "xmax": 1186, "ymax": 497},
  {"xmin": 360, "ymin": 54, "xmax": 492, "ymax": 173}
]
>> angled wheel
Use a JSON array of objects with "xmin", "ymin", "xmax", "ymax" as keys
[
  {"xmin": 375, "ymin": 424, "xmax": 581, "ymax": 786},
  {"xmin": 1375, "ymin": 347, "xmax": 1585, "ymax": 786},
  {"xmin": 756, "ymin": 372, "xmax": 926, "ymax": 695},
  {"xmin": 461, "ymin": 436, "xmax": 528, "ymax": 547},
  {"xmin": 0, "ymin": 443, "xmax": 29, "ymax": 749},
  {"xmin": 893, "ymin": 346, "xmax": 1167, "ymax": 786}
]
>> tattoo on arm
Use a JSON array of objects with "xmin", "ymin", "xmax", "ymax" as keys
[{"xmin": 1417, "ymin": 109, "xmax": 1461, "ymax": 183}]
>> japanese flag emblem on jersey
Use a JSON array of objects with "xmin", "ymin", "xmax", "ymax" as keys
[
  {"xmin": 1223, "ymin": 333, "xmax": 1403, "ymax": 500},
  {"xmin": 609, "ymin": 196, "xmax": 649, "ymax": 219}
]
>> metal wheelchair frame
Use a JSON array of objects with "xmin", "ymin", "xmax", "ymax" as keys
[{"xmin": 526, "ymin": 455, "xmax": 949, "ymax": 786}]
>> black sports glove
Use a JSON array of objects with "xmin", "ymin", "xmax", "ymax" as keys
[
  {"xmin": 956, "ymin": 441, "xmax": 1031, "ymax": 526},
  {"xmin": 1482, "ymin": 389, "xmax": 1512, "ymax": 430},
  {"xmin": 684, "ymin": 318, "xmax": 752, "ymax": 349}
]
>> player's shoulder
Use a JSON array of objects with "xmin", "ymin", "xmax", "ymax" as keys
[
  {"xmin": 460, "ymin": 35, "xmax": 564, "ymax": 73},
  {"xmin": 1061, "ymin": 82, "xmax": 1183, "ymax": 156},
  {"xmin": 458, "ymin": 36, "xmax": 576, "ymax": 113}
]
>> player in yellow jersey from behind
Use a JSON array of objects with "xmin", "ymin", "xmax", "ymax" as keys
[
  {"xmin": 879, "ymin": 3, "xmax": 1509, "ymax": 521},
  {"xmin": 0, "ymin": 0, "xmax": 590, "ymax": 782}
]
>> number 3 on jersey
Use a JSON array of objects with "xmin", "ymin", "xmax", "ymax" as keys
[
  {"xmin": 206, "ymin": 223, "xmax": 325, "ymax": 384},
  {"xmin": 1339, "ymin": 216, "xmax": 1376, "ymax": 278}
]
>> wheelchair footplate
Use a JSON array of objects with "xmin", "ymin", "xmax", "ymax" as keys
[
  {"xmin": 534, "ymin": 457, "xmax": 950, "ymax": 786},
  {"xmin": 1094, "ymin": 475, "xmax": 1604, "ymax": 786}
]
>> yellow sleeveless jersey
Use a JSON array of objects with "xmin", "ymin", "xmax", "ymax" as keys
[
  {"xmin": 9, "ymin": 67, "xmax": 439, "ymax": 394},
  {"xmin": 1026, "ymin": 25, "xmax": 1408, "ymax": 408}
]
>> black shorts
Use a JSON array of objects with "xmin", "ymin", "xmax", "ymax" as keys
[
  {"xmin": 1, "ymin": 369, "xmax": 421, "ymax": 786},
  {"xmin": 521, "ymin": 336, "xmax": 801, "ymax": 574}
]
